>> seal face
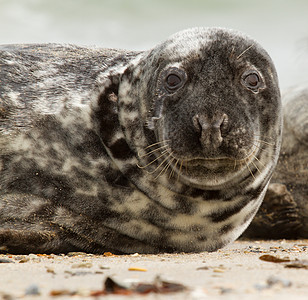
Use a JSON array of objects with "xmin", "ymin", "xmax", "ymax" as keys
[{"xmin": 0, "ymin": 28, "xmax": 281, "ymax": 254}]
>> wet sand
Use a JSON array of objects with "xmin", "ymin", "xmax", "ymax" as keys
[{"xmin": 0, "ymin": 240, "xmax": 307, "ymax": 299}]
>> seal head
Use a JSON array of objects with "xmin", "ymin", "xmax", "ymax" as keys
[{"xmin": 119, "ymin": 28, "xmax": 281, "ymax": 190}]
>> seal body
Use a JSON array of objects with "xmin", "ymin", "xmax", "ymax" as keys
[
  {"xmin": 0, "ymin": 28, "xmax": 281, "ymax": 254},
  {"xmin": 244, "ymin": 86, "xmax": 308, "ymax": 239}
]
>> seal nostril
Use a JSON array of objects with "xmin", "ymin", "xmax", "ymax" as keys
[
  {"xmin": 220, "ymin": 114, "xmax": 229, "ymax": 133},
  {"xmin": 192, "ymin": 114, "xmax": 202, "ymax": 133},
  {"xmin": 212, "ymin": 114, "xmax": 228, "ymax": 130},
  {"xmin": 193, "ymin": 113, "xmax": 228, "ymax": 151}
]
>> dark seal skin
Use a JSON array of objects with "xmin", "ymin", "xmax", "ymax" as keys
[
  {"xmin": 0, "ymin": 28, "xmax": 282, "ymax": 254},
  {"xmin": 244, "ymin": 86, "xmax": 308, "ymax": 239}
]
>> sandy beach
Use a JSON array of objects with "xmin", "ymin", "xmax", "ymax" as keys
[{"xmin": 0, "ymin": 240, "xmax": 307, "ymax": 299}]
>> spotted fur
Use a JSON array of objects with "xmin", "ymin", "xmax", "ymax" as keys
[
  {"xmin": 0, "ymin": 28, "xmax": 281, "ymax": 254},
  {"xmin": 244, "ymin": 86, "xmax": 308, "ymax": 239}
]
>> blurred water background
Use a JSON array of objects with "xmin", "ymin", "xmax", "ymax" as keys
[{"xmin": 0, "ymin": 0, "xmax": 307, "ymax": 91}]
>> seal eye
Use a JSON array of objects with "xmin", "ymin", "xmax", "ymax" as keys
[
  {"xmin": 241, "ymin": 70, "xmax": 263, "ymax": 92},
  {"xmin": 166, "ymin": 74, "xmax": 182, "ymax": 89},
  {"xmin": 163, "ymin": 68, "xmax": 187, "ymax": 92},
  {"xmin": 245, "ymin": 73, "xmax": 259, "ymax": 88}
]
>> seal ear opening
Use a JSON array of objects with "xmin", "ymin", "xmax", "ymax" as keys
[
  {"xmin": 107, "ymin": 91, "xmax": 118, "ymax": 103},
  {"xmin": 103, "ymin": 75, "xmax": 121, "ymax": 103},
  {"xmin": 93, "ymin": 76, "xmax": 121, "ymax": 144},
  {"xmin": 97, "ymin": 75, "xmax": 121, "ymax": 108}
]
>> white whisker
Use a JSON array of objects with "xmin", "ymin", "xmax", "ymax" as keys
[
  {"xmin": 154, "ymin": 155, "xmax": 175, "ymax": 179},
  {"xmin": 253, "ymin": 139, "xmax": 275, "ymax": 146},
  {"xmin": 253, "ymin": 155, "xmax": 266, "ymax": 168},
  {"xmin": 251, "ymin": 159, "xmax": 261, "ymax": 174},
  {"xmin": 149, "ymin": 151, "xmax": 172, "ymax": 175},
  {"xmin": 169, "ymin": 158, "xmax": 180, "ymax": 179},
  {"xmin": 237, "ymin": 45, "xmax": 253, "ymax": 60},
  {"xmin": 138, "ymin": 144, "xmax": 169, "ymax": 158},
  {"xmin": 143, "ymin": 140, "xmax": 170, "ymax": 151},
  {"xmin": 177, "ymin": 160, "xmax": 184, "ymax": 181},
  {"xmin": 137, "ymin": 150, "xmax": 168, "ymax": 169},
  {"xmin": 245, "ymin": 159, "xmax": 255, "ymax": 179}
]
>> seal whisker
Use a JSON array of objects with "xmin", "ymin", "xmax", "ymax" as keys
[
  {"xmin": 149, "ymin": 151, "xmax": 173, "ymax": 175},
  {"xmin": 245, "ymin": 158, "xmax": 255, "ymax": 179},
  {"xmin": 163, "ymin": 156, "xmax": 176, "ymax": 177},
  {"xmin": 154, "ymin": 155, "xmax": 175, "ymax": 179},
  {"xmin": 251, "ymin": 159, "xmax": 262, "ymax": 174},
  {"xmin": 251, "ymin": 142, "xmax": 276, "ymax": 156},
  {"xmin": 143, "ymin": 140, "xmax": 170, "ymax": 150},
  {"xmin": 229, "ymin": 46, "xmax": 235, "ymax": 60},
  {"xmin": 253, "ymin": 139, "xmax": 275, "ymax": 146},
  {"xmin": 177, "ymin": 160, "xmax": 184, "ymax": 181},
  {"xmin": 251, "ymin": 141, "xmax": 270, "ymax": 150},
  {"xmin": 234, "ymin": 143, "xmax": 260, "ymax": 164},
  {"xmin": 253, "ymin": 155, "xmax": 266, "ymax": 168},
  {"xmin": 236, "ymin": 44, "xmax": 253, "ymax": 60},
  {"xmin": 136, "ymin": 149, "xmax": 169, "ymax": 169},
  {"xmin": 169, "ymin": 158, "xmax": 180, "ymax": 179},
  {"xmin": 138, "ymin": 144, "xmax": 169, "ymax": 158},
  {"xmin": 254, "ymin": 134, "xmax": 275, "ymax": 141},
  {"xmin": 233, "ymin": 159, "xmax": 237, "ymax": 170}
]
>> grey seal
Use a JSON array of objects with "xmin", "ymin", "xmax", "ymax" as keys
[
  {"xmin": 244, "ymin": 86, "xmax": 308, "ymax": 239},
  {"xmin": 0, "ymin": 27, "xmax": 282, "ymax": 254}
]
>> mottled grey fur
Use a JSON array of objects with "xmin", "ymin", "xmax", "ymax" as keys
[
  {"xmin": 0, "ymin": 28, "xmax": 281, "ymax": 254},
  {"xmin": 245, "ymin": 86, "xmax": 308, "ymax": 238}
]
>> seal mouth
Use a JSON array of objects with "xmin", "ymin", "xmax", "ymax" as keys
[
  {"xmin": 171, "ymin": 141, "xmax": 260, "ymax": 170},
  {"xmin": 137, "ymin": 137, "xmax": 261, "ymax": 188},
  {"xmin": 184, "ymin": 157, "xmax": 238, "ymax": 170},
  {"xmin": 163, "ymin": 141, "xmax": 261, "ymax": 189}
]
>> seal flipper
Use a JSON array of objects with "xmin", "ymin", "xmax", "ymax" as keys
[
  {"xmin": 0, "ymin": 193, "xmax": 81, "ymax": 254},
  {"xmin": 0, "ymin": 193, "xmax": 113, "ymax": 254},
  {"xmin": 0, "ymin": 229, "xmax": 77, "ymax": 254},
  {"xmin": 0, "ymin": 193, "xmax": 161, "ymax": 254},
  {"xmin": 242, "ymin": 183, "xmax": 303, "ymax": 239}
]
